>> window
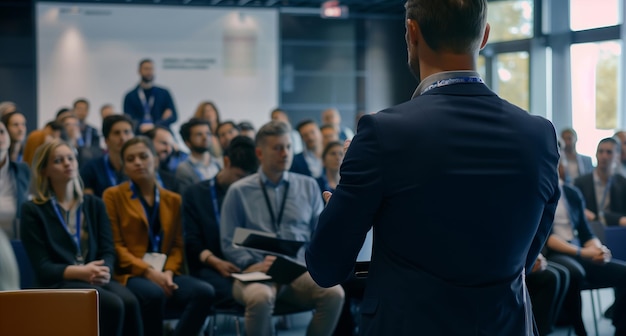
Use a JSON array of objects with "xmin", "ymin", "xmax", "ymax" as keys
[
  {"xmin": 487, "ymin": 0, "xmax": 533, "ymax": 43},
  {"xmin": 570, "ymin": 41, "xmax": 621, "ymax": 157},
  {"xmin": 496, "ymin": 52, "xmax": 530, "ymax": 111},
  {"xmin": 570, "ymin": 0, "xmax": 621, "ymax": 31}
]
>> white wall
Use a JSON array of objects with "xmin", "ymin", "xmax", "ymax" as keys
[{"xmin": 36, "ymin": 3, "xmax": 279, "ymax": 134}]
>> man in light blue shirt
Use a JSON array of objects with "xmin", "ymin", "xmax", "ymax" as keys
[{"xmin": 220, "ymin": 120, "xmax": 344, "ymax": 336}]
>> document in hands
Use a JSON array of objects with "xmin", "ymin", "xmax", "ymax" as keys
[
  {"xmin": 231, "ymin": 272, "xmax": 272, "ymax": 282},
  {"xmin": 143, "ymin": 252, "xmax": 167, "ymax": 271},
  {"xmin": 232, "ymin": 228, "xmax": 304, "ymax": 258}
]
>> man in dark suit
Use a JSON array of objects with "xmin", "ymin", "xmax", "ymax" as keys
[
  {"xmin": 574, "ymin": 137, "xmax": 626, "ymax": 227},
  {"xmin": 305, "ymin": 1, "xmax": 560, "ymax": 335},
  {"xmin": 290, "ymin": 119, "xmax": 323, "ymax": 178},
  {"xmin": 182, "ymin": 136, "xmax": 258, "ymax": 303},
  {"xmin": 123, "ymin": 59, "xmax": 178, "ymax": 134},
  {"xmin": 561, "ymin": 128, "xmax": 593, "ymax": 183}
]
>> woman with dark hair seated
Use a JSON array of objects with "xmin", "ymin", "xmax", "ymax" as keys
[
  {"xmin": 21, "ymin": 139, "xmax": 143, "ymax": 336},
  {"xmin": 103, "ymin": 136, "xmax": 214, "ymax": 336},
  {"xmin": 316, "ymin": 141, "xmax": 344, "ymax": 195}
]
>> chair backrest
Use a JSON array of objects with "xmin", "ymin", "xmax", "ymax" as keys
[
  {"xmin": 10, "ymin": 239, "xmax": 36, "ymax": 289},
  {"xmin": 0, "ymin": 289, "xmax": 99, "ymax": 336},
  {"xmin": 605, "ymin": 226, "xmax": 626, "ymax": 261}
]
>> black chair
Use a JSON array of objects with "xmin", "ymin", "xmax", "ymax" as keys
[{"xmin": 10, "ymin": 239, "xmax": 35, "ymax": 289}]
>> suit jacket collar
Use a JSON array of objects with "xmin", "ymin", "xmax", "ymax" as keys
[{"xmin": 413, "ymin": 70, "xmax": 483, "ymax": 98}]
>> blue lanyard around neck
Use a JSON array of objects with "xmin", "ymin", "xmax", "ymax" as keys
[
  {"xmin": 420, "ymin": 76, "xmax": 484, "ymax": 95},
  {"xmin": 599, "ymin": 176, "xmax": 613, "ymax": 212},
  {"xmin": 51, "ymin": 198, "xmax": 83, "ymax": 261},
  {"xmin": 209, "ymin": 178, "xmax": 220, "ymax": 224},
  {"xmin": 130, "ymin": 181, "xmax": 161, "ymax": 253},
  {"xmin": 103, "ymin": 154, "xmax": 119, "ymax": 187}
]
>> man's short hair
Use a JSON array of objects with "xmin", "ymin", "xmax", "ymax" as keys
[
  {"xmin": 224, "ymin": 135, "xmax": 259, "ymax": 174},
  {"xmin": 238, "ymin": 121, "xmax": 255, "ymax": 132},
  {"xmin": 102, "ymin": 114, "xmax": 133, "ymax": 139},
  {"xmin": 139, "ymin": 58, "xmax": 153, "ymax": 69},
  {"xmin": 179, "ymin": 118, "xmax": 211, "ymax": 143},
  {"xmin": 599, "ymin": 137, "xmax": 620, "ymax": 152},
  {"xmin": 144, "ymin": 125, "xmax": 172, "ymax": 139},
  {"xmin": 73, "ymin": 98, "xmax": 89, "ymax": 108},
  {"xmin": 216, "ymin": 121, "xmax": 239, "ymax": 137},
  {"xmin": 405, "ymin": 0, "xmax": 487, "ymax": 53},
  {"xmin": 561, "ymin": 128, "xmax": 578, "ymax": 140},
  {"xmin": 296, "ymin": 119, "xmax": 317, "ymax": 133},
  {"xmin": 56, "ymin": 107, "xmax": 71, "ymax": 119},
  {"xmin": 255, "ymin": 120, "xmax": 291, "ymax": 146}
]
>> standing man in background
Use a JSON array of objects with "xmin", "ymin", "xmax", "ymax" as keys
[
  {"xmin": 306, "ymin": 0, "xmax": 561, "ymax": 335},
  {"xmin": 123, "ymin": 59, "xmax": 177, "ymax": 134}
]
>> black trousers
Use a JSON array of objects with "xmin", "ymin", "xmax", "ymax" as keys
[{"xmin": 526, "ymin": 262, "xmax": 570, "ymax": 336}]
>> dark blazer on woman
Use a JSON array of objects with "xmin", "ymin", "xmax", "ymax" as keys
[{"xmin": 20, "ymin": 195, "xmax": 115, "ymax": 287}]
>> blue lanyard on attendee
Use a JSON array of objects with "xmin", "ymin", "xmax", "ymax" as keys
[
  {"xmin": 103, "ymin": 154, "xmax": 118, "ymax": 187},
  {"xmin": 209, "ymin": 178, "xmax": 220, "ymax": 224},
  {"xmin": 259, "ymin": 177, "xmax": 290, "ymax": 236},
  {"xmin": 137, "ymin": 87, "xmax": 154, "ymax": 123},
  {"xmin": 420, "ymin": 76, "xmax": 484, "ymax": 95},
  {"xmin": 84, "ymin": 127, "xmax": 92, "ymax": 148},
  {"xmin": 51, "ymin": 198, "xmax": 83, "ymax": 262},
  {"xmin": 599, "ymin": 176, "xmax": 613, "ymax": 213},
  {"xmin": 130, "ymin": 181, "xmax": 161, "ymax": 253}
]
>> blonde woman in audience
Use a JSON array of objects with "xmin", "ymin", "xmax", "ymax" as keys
[
  {"xmin": 1, "ymin": 111, "xmax": 27, "ymax": 162},
  {"xmin": 20, "ymin": 139, "xmax": 142, "ymax": 336},
  {"xmin": 0, "ymin": 121, "xmax": 30, "ymax": 239},
  {"xmin": 103, "ymin": 136, "xmax": 214, "ymax": 336}
]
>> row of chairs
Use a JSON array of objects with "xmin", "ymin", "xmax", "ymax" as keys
[{"xmin": 7, "ymin": 240, "xmax": 312, "ymax": 336}]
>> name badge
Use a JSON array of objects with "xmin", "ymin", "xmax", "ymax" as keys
[{"xmin": 143, "ymin": 252, "xmax": 167, "ymax": 271}]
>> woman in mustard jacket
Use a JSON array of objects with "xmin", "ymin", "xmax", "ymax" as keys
[{"xmin": 103, "ymin": 136, "xmax": 214, "ymax": 336}]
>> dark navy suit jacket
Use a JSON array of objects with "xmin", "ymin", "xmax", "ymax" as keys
[
  {"xmin": 290, "ymin": 152, "xmax": 312, "ymax": 177},
  {"xmin": 123, "ymin": 85, "xmax": 177, "ymax": 132},
  {"xmin": 573, "ymin": 173, "xmax": 626, "ymax": 227},
  {"xmin": 306, "ymin": 82, "xmax": 560, "ymax": 335}
]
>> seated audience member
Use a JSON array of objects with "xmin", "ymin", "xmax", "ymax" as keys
[
  {"xmin": 22, "ymin": 120, "xmax": 63, "ymax": 166},
  {"xmin": 0, "ymin": 229, "xmax": 19, "ymax": 290},
  {"xmin": 59, "ymin": 113, "xmax": 103, "ymax": 166},
  {"xmin": 175, "ymin": 118, "xmax": 221, "ymax": 194},
  {"xmin": 546, "ymin": 153, "xmax": 626, "ymax": 335},
  {"xmin": 193, "ymin": 101, "xmax": 223, "ymax": 158},
  {"xmin": 614, "ymin": 131, "xmax": 626, "ymax": 177},
  {"xmin": 183, "ymin": 136, "xmax": 258, "ymax": 303},
  {"xmin": 317, "ymin": 141, "xmax": 344, "ymax": 194},
  {"xmin": 270, "ymin": 108, "xmax": 302, "ymax": 155},
  {"xmin": 145, "ymin": 125, "xmax": 187, "ymax": 174},
  {"xmin": 103, "ymin": 136, "xmax": 214, "ymax": 336},
  {"xmin": 0, "ymin": 101, "xmax": 17, "ymax": 117},
  {"xmin": 0, "ymin": 121, "xmax": 30, "ymax": 239},
  {"xmin": 238, "ymin": 121, "xmax": 256, "ymax": 139},
  {"xmin": 216, "ymin": 121, "xmax": 240, "ymax": 151},
  {"xmin": 526, "ymin": 254, "xmax": 570, "ymax": 336},
  {"xmin": 73, "ymin": 98, "xmax": 101, "ymax": 150},
  {"xmin": 100, "ymin": 104, "xmax": 116, "ymax": 119},
  {"xmin": 220, "ymin": 121, "xmax": 344, "ymax": 336},
  {"xmin": 21, "ymin": 140, "xmax": 143, "ymax": 336},
  {"xmin": 320, "ymin": 124, "xmax": 339, "ymax": 149},
  {"xmin": 1, "ymin": 111, "xmax": 27, "ymax": 162},
  {"xmin": 574, "ymin": 137, "xmax": 626, "ymax": 226},
  {"xmin": 321, "ymin": 108, "xmax": 354, "ymax": 142},
  {"xmin": 81, "ymin": 115, "xmax": 134, "ymax": 197},
  {"xmin": 560, "ymin": 128, "xmax": 593, "ymax": 183},
  {"xmin": 290, "ymin": 119, "xmax": 324, "ymax": 178}
]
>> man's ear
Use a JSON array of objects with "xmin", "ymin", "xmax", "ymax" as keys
[
  {"xmin": 223, "ymin": 156, "xmax": 231, "ymax": 169},
  {"xmin": 406, "ymin": 19, "xmax": 420, "ymax": 48},
  {"xmin": 255, "ymin": 147, "xmax": 263, "ymax": 161},
  {"xmin": 479, "ymin": 23, "xmax": 490, "ymax": 50}
]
